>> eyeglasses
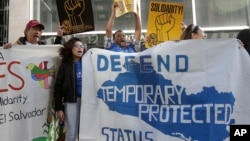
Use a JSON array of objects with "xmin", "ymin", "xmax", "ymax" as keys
[{"xmin": 74, "ymin": 45, "xmax": 84, "ymax": 48}]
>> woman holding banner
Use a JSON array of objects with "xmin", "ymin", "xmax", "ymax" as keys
[
  {"xmin": 180, "ymin": 24, "xmax": 207, "ymax": 40},
  {"xmin": 180, "ymin": 23, "xmax": 244, "ymax": 48},
  {"xmin": 54, "ymin": 37, "xmax": 87, "ymax": 141},
  {"xmin": 237, "ymin": 29, "xmax": 250, "ymax": 55}
]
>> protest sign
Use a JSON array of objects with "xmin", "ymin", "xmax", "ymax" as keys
[
  {"xmin": 115, "ymin": 0, "xmax": 139, "ymax": 17},
  {"xmin": 56, "ymin": 0, "xmax": 95, "ymax": 35},
  {"xmin": 146, "ymin": 1, "xmax": 184, "ymax": 48}
]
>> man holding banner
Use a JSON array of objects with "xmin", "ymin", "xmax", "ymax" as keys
[
  {"xmin": 104, "ymin": 1, "xmax": 142, "ymax": 53},
  {"xmin": 3, "ymin": 20, "xmax": 64, "ymax": 49}
]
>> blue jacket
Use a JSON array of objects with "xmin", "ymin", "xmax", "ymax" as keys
[{"xmin": 107, "ymin": 43, "xmax": 136, "ymax": 53}]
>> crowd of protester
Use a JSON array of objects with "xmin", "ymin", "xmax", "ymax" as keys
[{"xmin": 2, "ymin": 1, "xmax": 250, "ymax": 141}]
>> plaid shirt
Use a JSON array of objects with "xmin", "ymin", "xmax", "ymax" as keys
[{"xmin": 104, "ymin": 36, "xmax": 140, "ymax": 52}]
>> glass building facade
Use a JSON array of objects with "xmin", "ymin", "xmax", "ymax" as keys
[{"xmin": 2, "ymin": 0, "xmax": 249, "ymax": 47}]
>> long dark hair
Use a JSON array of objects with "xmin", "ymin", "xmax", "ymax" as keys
[
  {"xmin": 59, "ymin": 37, "xmax": 86, "ymax": 62},
  {"xmin": 180, "ymin": 24, "xmax": 200, "ymax": 40},
  {"xmin": 237, "ymin": 29, "xmax": 250, "ymax": 55}
]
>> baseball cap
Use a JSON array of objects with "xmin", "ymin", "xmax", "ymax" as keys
[{"xmin": 25, "ymin": 20, "xmax": 45, "ymax": 30}]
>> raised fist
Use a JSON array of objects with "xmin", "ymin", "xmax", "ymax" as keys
[
  {"xmin": 64, "ymin": 0, "xmax": 85, "ymax": 26},
  {"xmin": 155, "ymin": 13, "xmax": 175, "ymax": 42}
]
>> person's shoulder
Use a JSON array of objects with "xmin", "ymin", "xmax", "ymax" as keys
[
  {"xmin": 15, "ymin": 37, "xmax": 25, "ymax": 45},
  {"xmin": 108, "ymin": 43, "xmax": 119, "ymax": 50},
  {"xmin": 59, "ymin": 61, "xmax": 73, "ymax": 69},
  {"xmin": 127, "ymin": 42, "xmax": 137, "ymax": 48},
  {"xmin": 38, "ymin": 41, "xmax": 46, "ymax": 45},
  {"xmin": 126, "ymin": 43, "xmax": 138, "ymax": 52}
]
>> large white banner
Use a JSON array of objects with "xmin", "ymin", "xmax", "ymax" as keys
[
  {"xmin": 79, "ymin": 39, "xmax": 250, "ymax": 141},
  {"xmin": 0, "ymin": 45, "xmax": 61, "ymax": 141}
]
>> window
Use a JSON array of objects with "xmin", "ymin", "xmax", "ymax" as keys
[
  {"xmin": 0, "ymin": 0, "xmax": 9, "ymax": 46},
  {"xmin": 32, "ymin": 0, "xmax": 59, "ymax": 34},
  {"xmin": 32, "ymin": 0, "xmax": 250, "ymax": 43},
  {"xmin": 195, "ymin": 0, "xmax": 249, "ymax": 28}
]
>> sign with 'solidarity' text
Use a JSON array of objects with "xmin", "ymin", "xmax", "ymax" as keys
[
  {"xmin": 146, "ymin": 1, "xmax": 184, "ymax": 48},
  {"xmin": 79, "ymin": 39, "xmax": 250, "ymax": 141}
]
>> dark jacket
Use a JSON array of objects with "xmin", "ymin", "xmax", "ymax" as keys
[
  {"xmin": 15, "ymin": 36, "xmax": 62, "ymax": 45},
  {"xmin": 54, "ymin": 61, "xmax": 78, "ymax": 111}
]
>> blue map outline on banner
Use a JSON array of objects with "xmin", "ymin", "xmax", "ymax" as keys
[{"xmin": 97, "ymin": 62, "xmax": 235, "ymax": 141}]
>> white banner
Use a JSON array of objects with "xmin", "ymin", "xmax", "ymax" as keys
[
  {"xmin": 79, "ymin": 39, "xmax": 250, "ymax": 141},
  {"xmin": 0, "ymin": 45, "xmax": 61, "ymax": 141}
]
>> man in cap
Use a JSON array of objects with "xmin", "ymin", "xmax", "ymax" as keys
[{"xmin": 3, "ymin": 19, "xmax": 64, "ymax": 48}]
